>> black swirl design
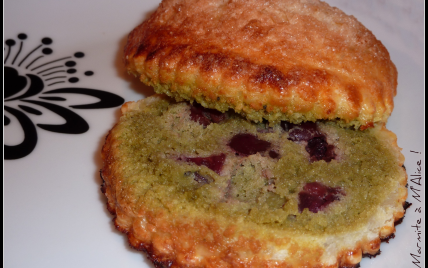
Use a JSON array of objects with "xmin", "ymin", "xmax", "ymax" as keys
[
  {"xmin": 4, "ymin": 106, "xmax": 38, "ymax": 160},
  {"xmin": 4, "ymin": 33, "xmax": 125, "ymax": 160}
]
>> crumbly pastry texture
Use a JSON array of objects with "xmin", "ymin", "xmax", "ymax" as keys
[
  {"xmin": 124, "ymin": 0, "xmax": 397, "ymax": 129},
  {"xmin": 101, "ymin": 95, "xmax": 407, "ymax": 268}
]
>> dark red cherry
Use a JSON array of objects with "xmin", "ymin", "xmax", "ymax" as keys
[
  {"xmin": 287, "ymin": 122, "xmax": 321, "ymax": 142},
  {"xmin": 269, "ymin": 150, "xmax": 280, "ymax": 159},
  {"xmin": 304, "ymin": 181, "xmax": 327, "ymax": 196},
  {"xmin": 298, "ymin": 192, "xmax": 326, "ymax": 213},
  {"xmin": 190, "ymin": 106, "xmax": 211, "ymax": 126},
  {"xmin": 185, "ymin": 153, "xmax": 226, "ymax": 174},
  {"xmin": 207, "ymin": 109, "xmax": 227, "ymax": 123},
  {"xmin": 306, "ymin": 137, "xmax": 336, "ymax": 162},
  {"xmin": 189, "ymin": 103, "xmax": 227, "ymax": 127},
  {"xmin": 298, "ymin": 182, "xmax": 344, "ymax": 213},
  {"xmin": 228, "ymin": 133, "xmax": 271, "ymax": 156}
]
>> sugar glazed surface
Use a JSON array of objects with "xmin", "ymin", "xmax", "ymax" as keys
[
  {"xmin": 124, "ymin": 0, "xmax": 397, "ymax": 129},
  {"xmin": 101, "ymin": 96, "xmax": 407, "ymax": 268}
]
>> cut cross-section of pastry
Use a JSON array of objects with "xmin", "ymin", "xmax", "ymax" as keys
[
  {"xmin": 124, "ymin": 0, "xmax": 397, "ymax": 129},
  {"xmin": 101, "ymin": 95, "xmax": 408, "ymax": 268},
  {"xmin": 110, "ymin": 0, "xmax": 407, "ymax": 267}
]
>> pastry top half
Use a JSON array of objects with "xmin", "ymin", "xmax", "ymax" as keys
[
  {"xmin": 101, "ymin": 95, "xmax": 407, "ymax": 268},
  {"xmin": 124, "ymin": 0, "xmax": 397, "ymax": 129}
]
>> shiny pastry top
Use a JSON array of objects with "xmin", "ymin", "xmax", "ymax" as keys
[{"xmin": 124, "ymin": 0, "xmax": 397, "ymax": 129}]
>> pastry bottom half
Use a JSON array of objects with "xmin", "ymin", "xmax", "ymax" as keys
[{"xmin": 101, "ymin": 95, "xmax": 407, "ymax": 268}]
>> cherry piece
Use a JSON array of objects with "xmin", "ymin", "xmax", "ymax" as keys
[
  {"xmin": 190, "ymin": 105, "xmax": 211, "ymax": 126},
  {"xmin": 228, "ymin": 133, "xmax": 271, "ymax": 156},
  {"xmin": 189, "ymin": 103, "xmax": 227, "ymax": 127},
  {"xmin": 287, "ymin": 122, "xmax": 321, "ymax": 142},
  {"xmin": 283, "ymin": 121, "xmax": 337, "ymax": 162},
  {"xmin": 185, "ymin": 153, "xmax": 226, "ymax": 174},
  {"xmin": 269, "ymin": 150, "xmax": 280, "ymax": 159},
  {"xmin": 208, "ymin": 109, "xmax": 227, "ymax": 123},
  {"xmin": 298, "ymin": 182, "xmax": 344, "ymax": 213},
  {"xmin": 306, "ymin": 137, "xmax": 336, "ymax": 162}
]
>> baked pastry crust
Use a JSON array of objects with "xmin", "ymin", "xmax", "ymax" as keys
[
  {"xmin": 124, "ymin": 0, "xmax": 397, "ymax": 129},
  {"xmin": 101, "ymin": 96, "xmax": 407, "ymax": 268}
]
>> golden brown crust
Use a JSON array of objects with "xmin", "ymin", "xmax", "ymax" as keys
[
  {"xmin": 124, "ymin": 0, "xmax": 397, "ymax": 129},
  {"xmin": 101, "ymin": 96, "xmax": 407, "ymax": 268}
]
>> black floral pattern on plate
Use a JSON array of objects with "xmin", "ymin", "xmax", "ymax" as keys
[{"xmin": 4, "ymin": 33, "xmax": 125, "ymax": 160}]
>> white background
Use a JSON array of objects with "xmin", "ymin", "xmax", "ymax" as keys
[{"xmin": 4, "ymin": 1, "xmax": 424, "ymax": 267}]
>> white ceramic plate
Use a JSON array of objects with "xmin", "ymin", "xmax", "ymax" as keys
[{"xmin": 4, "ymin": 1, "xmax": 424, "ymax": 267}]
